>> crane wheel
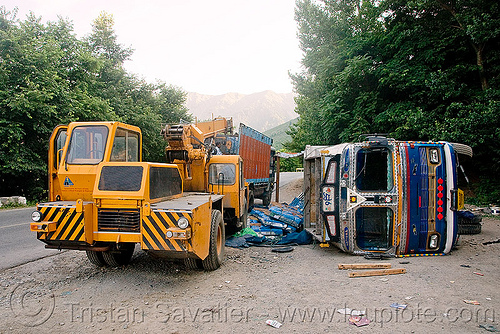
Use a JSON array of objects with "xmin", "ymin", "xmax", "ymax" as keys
[
  {"xmin": 102, "ymin": 244, "xmax": 135, "ymax": 267},
  {"xmin": 184, "ymin": 258, "xmax": 203, "ymax": 270},
  {"xmin": 202, "ymin": 209, "xmax": 225, "ymax": 271},
  {"xmin": 86, "ymin": 250, "xmax": 107, "ymax": 267}
]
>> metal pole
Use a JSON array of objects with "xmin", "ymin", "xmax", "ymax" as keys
[{"xmin": 275, "ymin": 156, "xmax": 280, "ymax": 202}]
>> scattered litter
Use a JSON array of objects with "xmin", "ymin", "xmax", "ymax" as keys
[
  {"xmin": 479, "ymin": 324, "xmax": 499, "ymax": 332},
  {"xmin": 337, "ymin": 308, "xmax": 365, "ymax": 316},
  {"xmin": 405, "ymin": 296, "xmax": 414, "ymax": 300},
  {"xmin": 266, "ymin": 319, "xmax": 282, "ymax": 328},
  {"xmin": 486, "ymin": 297, "xmax": 492, "ymax": 301},
  {"xmin": 390, "ymin": 303, "xmax": 407, "ymax": 310},
  {"xmin": 450, "ymin": 281, "xmax": 455, "ymax": 283},
  {"xmin": 61, "ymin": 291, "xmax": 72, "ymax": 296},
  {"xmin": 349, "ymin": 316, "xmax": 370, "ymax": 327},
  {"xmin": 399, "ymin": 261, "xmax": 410, "ymax": 264},
  {"xmin": 460, "ymin": 264, "xmax": 471, "ymax": 268},
  {"xmin": 225, "ymin": 281, "xmax": 231, "ymax": 284},
  {"xmin": 379, "ymin": 278, "xmax": 389, "ymax": 282},
  {"xmin": 473, "ymin": 272, "xmax": 484, "ymax": 276},
  {"xmin": 464, "ymin": 300, "xmax": 481, "ymax": 305}
]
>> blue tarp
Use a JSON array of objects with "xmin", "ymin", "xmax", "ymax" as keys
[{"xmin": 225, "ymin": 194, "xmax": 311, "ymax": 248}]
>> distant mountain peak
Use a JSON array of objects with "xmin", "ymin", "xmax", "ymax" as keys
[{"xmin": 186, "ymin": 91, "xmax": 297, "ymax": 132}]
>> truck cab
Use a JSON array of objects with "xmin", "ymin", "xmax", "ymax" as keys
[{"xmin": 304, "ymin": 137, "xmax": 470, "ymax": 256}]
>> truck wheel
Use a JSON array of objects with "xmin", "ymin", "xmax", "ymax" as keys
[
  {"xmin": 184, "ymin": 258, "xmax": 203, "ymax": 270},
  {"xmin": 262, "ymin": 191, "xmax": 271, "ymax": 207},
  {"xmin": 458, "ymin": 223, "xmax": 482, "ymax": 235},
  {"xmin": 202, "ymin": 210, "xmax": 225, "ymax": 271},
  {"xmin": 103, "ymin": 244, "xmax": 135, "ymax": 267},
  {"xmin": 86, "ymin": 250, "xmax": 107, "ymax": 267}
]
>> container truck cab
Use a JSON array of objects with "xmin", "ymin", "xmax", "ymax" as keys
[{"xmin": 303, "ymin": 137, "xmax": 472, "ymax": 255}]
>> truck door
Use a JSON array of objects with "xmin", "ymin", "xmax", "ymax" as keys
[
  {"xmin": 320, "ymin": 155, "xmax": 340, "ymax": 241},
  {"xmin": 48, "ymin": 125, "xmax": 68, "ymax": 201}
]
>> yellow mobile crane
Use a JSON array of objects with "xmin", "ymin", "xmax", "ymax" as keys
[{"xmin": 30, "ymin": 118, "xmax": 247, "ymax": 270}]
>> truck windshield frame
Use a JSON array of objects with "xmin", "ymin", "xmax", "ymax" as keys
[
  {"xmin": 209, "ymin": 163, "xmax": 236, "ymax": 185},
  {"xmin": 355, "ymin": 147, "xmax": 394, "ymax": 192},
  {"xmin": 66, "ymin": 125, "xmax": 109, "ymax": 165},
  {"xmin": 355, "ymin": 207, "xmax": 394, "ymax": 251}
]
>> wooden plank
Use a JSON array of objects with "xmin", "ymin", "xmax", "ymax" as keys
[
  {"xmin": 348, "ymin": 268, "xmax": 406, "ymax": 278},
  {"xmin": 338, "ymin": 263, "xmax": 392, "ymax": 270}
]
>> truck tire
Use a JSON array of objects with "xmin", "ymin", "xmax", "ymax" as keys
[
  {"xmin": 202, "ymin": 210, "xmax": 225, "ymax": 271},
  {"xmin": 102, "ymin": 244, "xmax": 135, "ymax": 267},
  {"xmin": 184, "ymin": 258, "xmax": 203, "ymax": 270},
  {"xmin": 86, "ymin": 250, "xmax": 107, "ymax": 267},
  {"xmin": 458, "ymin": 223, "xmax": 482, "ymax": 235}
]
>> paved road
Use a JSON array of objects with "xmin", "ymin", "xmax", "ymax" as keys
[{"xmin": 0, "ymin": 207, "xmax": 62, "ymax": 270}]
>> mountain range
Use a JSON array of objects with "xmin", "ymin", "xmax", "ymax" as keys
[{"xmin": 186, "ymin": 90, "xmax": 297, "ymax": 133}]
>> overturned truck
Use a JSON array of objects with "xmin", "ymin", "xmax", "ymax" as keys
[{"xmin": 303, "ymin": 137, "xmax": 472, "ymax": 256}]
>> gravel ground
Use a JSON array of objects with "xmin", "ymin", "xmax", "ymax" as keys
[{"xmin": 1, "ymin": 178, "xmax": 499, "ymax": 334}]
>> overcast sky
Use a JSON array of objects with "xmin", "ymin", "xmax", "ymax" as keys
[{"xmin": 5, "ymin": 0, "xmax": 303, "ymax": 95}]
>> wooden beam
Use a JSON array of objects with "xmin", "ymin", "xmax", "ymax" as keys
[
  {"xmin": 348, "ymin": 268, "xmax": 406, "ymax": 278},
  {"xmin": 338, "ymin": 263, "xmax": 392, "ymax": 270}
]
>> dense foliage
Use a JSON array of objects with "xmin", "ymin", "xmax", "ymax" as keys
[
  {"xmin": 288, "ymin": 0, "xmax": 500, "ymax": 203},
  {"xmin": 0, "ymin": 8, "xmax": 191, "ymax": 199}
]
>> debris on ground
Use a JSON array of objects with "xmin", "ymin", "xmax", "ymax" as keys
[
  {"xmin": 349, "ymin": 316, "xmax": 371, "ymax": 327},
  {"xmin": 348, "ymin": 268, "xmax": 406, "ymax": 278},
  {"xmin": 226, "ymin": 194, "xmax": 309, "ymax": 248},
  {"xmin": 266, "ymin": 319, "xmax": 282, "ymax": 328},
  {"xmin": 337, "ymin": 308, "xmax": 366, "ymax": 316},
  {"xmin": 479, "ymin": 324, "xmax": 499, "ymax": 332},
  {"xmin": 464, "ymin": 300, "xmax": 481, "ymax": 305},
  {"xmin": 390, "ymin": 303, "xmax": 408, "ymax": 310}
]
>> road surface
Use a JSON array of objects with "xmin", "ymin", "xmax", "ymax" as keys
[{"xmin": 0, "ymin": 207, "xmax": 62, "ymax": 270}]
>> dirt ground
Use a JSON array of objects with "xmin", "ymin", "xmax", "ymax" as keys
[{"xmin": 1, "ymin": 178, "xmax": 499, "ymax": 334}]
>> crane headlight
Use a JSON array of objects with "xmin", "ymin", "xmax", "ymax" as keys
[{"xmin": 177, "ymin": 217, "xmax": 189, "ymax": 229}]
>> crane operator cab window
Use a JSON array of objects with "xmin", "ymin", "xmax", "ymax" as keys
[
  {"xmin": 110, "ymin": 128, "xmax": 140, "ymax": 162},
  {"xmin": 66, "ymin": 125, "xmax": 109, "ymax": 164}
]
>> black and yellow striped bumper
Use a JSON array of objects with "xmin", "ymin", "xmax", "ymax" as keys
[
  {"xmin": 34, "ymin": 203, "xmax": 85, "ymax": 242},
  {"xmin": 141, "ymin": 210, "xmax": 192, "ymax": 251}
]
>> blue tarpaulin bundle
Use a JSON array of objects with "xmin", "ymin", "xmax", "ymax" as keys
[{"xmin": 225, "ymin": 194, "xmax": 310, "ymax": 248}]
